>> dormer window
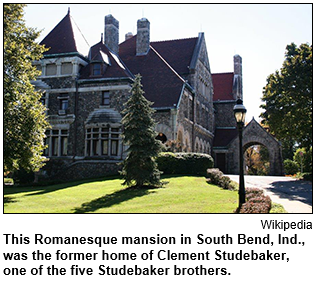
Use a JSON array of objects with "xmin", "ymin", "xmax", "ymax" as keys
[{"xmin": 92, "ymin": 63, "xmax": 102, "ymax": 76}]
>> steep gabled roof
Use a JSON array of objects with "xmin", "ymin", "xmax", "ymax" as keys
[
  {"xmin": 150, "ymin": 37, "xmax": 198, "ymax": 76},
  {"xmin": 79, "ymin": 41, "xmax": 133, "ymax": 80},
  {"xmin": 212, "ymin": 72, "xmax": 235, "ymax": 101},
  {"xmin": 119, "ymin": 35, "xmax": 187, "ymax": 108},
  {"xmin": 40, "ymin": 10, "xmax": 89, "ymax": 57}
]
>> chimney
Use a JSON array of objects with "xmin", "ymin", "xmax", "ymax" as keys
[
  {"xmin": 104, "ymin": 14, "xmax": 119, "ymax": 54},
  {"xmin": 234, "ymin": 54, "xmax": 242, "ymax": 76},
  {"xmin": 136, "ymin": 18, "xmax": 150, "ymax": 56},
  {"xmin": 233, "ymin": 55, "xmax": 243, "ymax": 100},
  {"xmin": 125, "ymin": 32, "xmax": 133, "ymax": 41}
]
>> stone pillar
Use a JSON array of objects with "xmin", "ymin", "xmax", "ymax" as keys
[
  {"xmin": 72, "ymin": 62, "xmax": 79, "ymax": 77},
  {"xmin": 56, "ymin": 62, "xmax": 62, "ymax": 76},
  {"xmin": 136, "ymin": 18, "xmax": 150, "ymax": 56},
  {"xmin": 104, "ymin": 14, "xmax": 119, "ymax": 54}
]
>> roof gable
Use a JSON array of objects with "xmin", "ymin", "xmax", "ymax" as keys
[
  {"xmin": 40, "ymin": 10, "xmax": 89, "ymax": 57},
  {"xmin": 150, "ymin": 37, "xmax": 198, "ymax": 76},
  {"xmin": 79, "ymin": 41, "xmax": 132, "ymax": 79},
  {"xmin": 212, "ymin": 72, "xmax": 235, "ymax": 101},
  {"xmin": 119, "ymin": 36, "xmax": 186, "ymax": 108}
]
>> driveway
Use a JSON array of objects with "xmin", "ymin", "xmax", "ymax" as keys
[{"xmin": 226, "ymin": 175, "xmax": 312, "ymax": 213}]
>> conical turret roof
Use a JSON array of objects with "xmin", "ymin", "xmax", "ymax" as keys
[{"xmin": 40, "ymin": 9, "xmax": 89, "ymax": 57}]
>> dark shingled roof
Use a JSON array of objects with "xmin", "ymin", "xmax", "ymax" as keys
[
  {"xmin": 151, "ymin": 37, "xmax": 198, "ymax": 76},
  {"xmin": 213, "ymin": 128, "xmax": 238, "ymax": 147},
  {"xmin": 79, "ymin": 41, "xmax": 132, "ymax": 80},
  {"xmin": 119, "ymin": 35, "xmax": 187, "ymax": 108},
  {"xmin": 41, "ymin": 11, "xmax": 199, "ymax": 109},
  {"xmin": 40, "ymin": 10, "xmax": 89, "ymax": 57},
  {"xmin": 212, "ymin": 72, "xmax": 235, "ymax": 101}
]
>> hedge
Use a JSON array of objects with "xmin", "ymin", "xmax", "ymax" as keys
[
  {"xmin": 236, "ymin": 188, "xmax": 272, "ymax": 214},
  {"xmin": 157, "ymin": 152, "xmax": 214, "ymax": 176},
  {"xmin": 206, "ymin": 168, "xmax": 236, "ymax": 190}
]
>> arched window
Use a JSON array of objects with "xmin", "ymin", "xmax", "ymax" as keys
[{"xmin": 156, "ymin": 132, "xmax": 167, "ymax": 143}]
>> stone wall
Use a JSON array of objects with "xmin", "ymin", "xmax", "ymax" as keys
[
  {"xmin": 39, "ymin": 158, "xmax": 120, "ymax": 182},
  {"xmin": 213, "ymin": 101, "xmax": 236, "ymax": 128}
]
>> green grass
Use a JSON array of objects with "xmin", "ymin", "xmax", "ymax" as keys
[{"xmin": 3, "ymin": 176, "xmax": 238, "ymax": 213}]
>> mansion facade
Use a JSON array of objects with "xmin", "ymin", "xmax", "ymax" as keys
[{"xmin": 33, "ymin": 10, "xmax": 283, "ymax": 180}]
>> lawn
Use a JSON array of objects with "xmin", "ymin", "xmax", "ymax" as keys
[{"xmin": 3, "ymin": 176, "xmax": 238, "ymax": 213}]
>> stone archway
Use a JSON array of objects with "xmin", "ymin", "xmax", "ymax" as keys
[
  {"xmin": 227, "ymin": 118, "xmax": 284, "ymax": 176},
  {"xmin": 243, "ymin": 142, "xmax": 270, "ymax": 175}
]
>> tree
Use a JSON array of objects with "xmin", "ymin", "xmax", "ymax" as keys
[
  {"xmin": 245, "ymin": 145, "xmax": 269, "ymax": 176},
  {"xmin": 260, "ymin": 43, "xmax": 312, "ymax": 152},
  {"xmin": 4, "ymin": 4, "xmax": 49, "ymax": 173},
  {"xmin": 293, "ymin": 147, "xmax": 312, "ymax": 174},
  {"xmin": 120, "ymin": 74, "xmax": 162, "ymax": 187}
]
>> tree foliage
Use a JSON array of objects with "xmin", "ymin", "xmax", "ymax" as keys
[
  {"xmin": 120, "ymin": 75, "xmax": 162, "ymax": 187},
  {"xmin": 245, "ymin": 145, "xmax": 269, "ymax": 176},
  {"xmin": 260, "ymin": 43, "xmax": 312, "ymax": 151},
  {"xmin": 4, "ymin": 4, "xmax": 49, "ymax": 172},
  {"xmin": 293, "ymin": 147, "xmax": 312, "ymax": 173}
]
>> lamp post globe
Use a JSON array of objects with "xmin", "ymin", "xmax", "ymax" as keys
[{"xmin": 233, "ymin": 99, "xmax": 247, "ymax": 209}]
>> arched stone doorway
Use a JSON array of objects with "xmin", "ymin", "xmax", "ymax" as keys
[
  {"xmin": 244, "ymin": 142, "xmax": 270, "ymax": 175},
  {"xmin": 227, "ymin": 118, "xmax": 284, "ymax": 176}
]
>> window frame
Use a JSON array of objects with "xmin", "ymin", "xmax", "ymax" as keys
[
  {"xmin": 44, "ymin": 129, "xmax": 69, "ymax": 157},
  {"xmin": 85, "ymin": 126, "xmax": 121, "ymax": 158},
  {"xmin": 92, "ymin": 63, "xmax": 102, "ymax": 76},
  {"xmin": 102, "ymin": 91, "xmax": 110, "ymax": 106}
]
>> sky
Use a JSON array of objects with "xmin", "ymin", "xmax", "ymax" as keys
[{"xmin": 23, "ymin": 2, "xmax": 312, "ymax": 122}]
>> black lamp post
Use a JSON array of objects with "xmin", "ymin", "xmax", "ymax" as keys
[{"xmin": 233, "ymin": 99, "xmax": 247, "ymax": 209}]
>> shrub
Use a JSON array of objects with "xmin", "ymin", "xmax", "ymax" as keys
[
  {"xmin": 294, "ymin": 147, "xmax": 313, "ymax": 173},
  {"xmin": 218, "ymin": 176, "xmax": 233, "ymax": 190},
  {"xmin": 206, "ymin": 168, "xmax": 223, "ymax": 185},
  {"xmin": 283, "ymin": 159, "xmax": 299, "ymax": 175},
  {"xmin": 236, "ymin": 188, "xmax": 272, "ymax": 213},
  {"xmin": 302, "ymin": 173, "xmax": 312, "ymax": 181},
  {"xmin": 12, "ymin": 169, "xmax": 35, "ymax": 185},
  {"xmin": 296, "ymin": 172, "xmax": 313, "ymax": 182},
  {"xmin": 157, "ymin": 152, "xmax": 214, "ymax": 176},
  {"xmin": 206, "ymin": 169, "xmax": 235, "ymax": 190},
  {"xmin": 270, "ymin": 203, "xmax": 287, "ymax": 213},
  {"xmin": 245, "ymin": 187, "xmax": 264, "ymax": 200}
]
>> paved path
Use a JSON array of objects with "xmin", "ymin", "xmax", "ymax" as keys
[{"xmin": 226, "ymin": 175, "xmax": 312, "ymax": 213}]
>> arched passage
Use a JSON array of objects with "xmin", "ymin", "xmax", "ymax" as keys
[
  {"xmin": 244, "ymin": 142, "xmax": 270, "ymax": 175},
  {"xmin": 227, "ymin": 118, "xmax": 284, "ymax": 176}
]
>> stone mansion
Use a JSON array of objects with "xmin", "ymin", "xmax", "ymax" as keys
[{"xmin": 33, "ymin": 9, "xmax": 283, "ymax": 180}]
